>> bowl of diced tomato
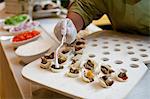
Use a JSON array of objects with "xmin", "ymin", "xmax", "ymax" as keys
[{"xmin": 11, "ymin": 30, "xmax": 41, "ymax": 47}]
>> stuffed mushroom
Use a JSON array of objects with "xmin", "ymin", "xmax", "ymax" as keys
[
  {"xmin": 40, "ymin": 57, "xmax": 51, "ymax": 69},
  {"xmin": 100, "ymin": 64, "xmax": 115, "ymax": 75},
  {"xmin": 115, "ymin": 68, "xmax": 128, "ymax": 82},
  {"xmin": 99, "ymin": 75, "xmax": 114, "ymax": 88},
  {"xmin": 82, "ymin": 70, "xmax": 94, "ymax": 83}
]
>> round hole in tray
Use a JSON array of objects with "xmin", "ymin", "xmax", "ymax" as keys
[
  {"xmin": 128, "ymin": 51, "xmax": 135, "ymax": 55},
  {"xmin": 139, "ymin": 49, "xmax": 147, "ymax": 52},
  {"xmin": 102, "ymin": 46, "xmax": 108, "ymax": 49},
  {"xmin": 134, "ymin": 39, "xmax": 141, "ymax": 42},
  {"xmin": 92, "ymin": 44, "xmax": 98, "ymax": 47},
  {"xmin": 112, "ymin": 39, "xmax": 119, "ymax": 41},
  {"xmin": 115, "ymin": 60, "xmax": 123, "ymax": 64},
  {"xmin": 114, "ymin": 48, "xmax": 121, "ymax": 51},
  {"xmin": 137, "ymin": 44, "xmax": 143, "ymax": 46},
  {"xmin": 115, "ymin": 44, "xmax": 121, "ymax": 46},
  {"xmin": 125, "ymin": 41, "xmax": 130, "ymax": 44},
  {"xmin": 103, "ymin": 41, "xmax": 109, "ymax": 44},
  {"xmin": 101, "ymin": 37, "xmax": 108, "ymax": 39},
  {"xmin": 140, "ymin": 54, "xmax": 148, "ymax": 57},
  {"xmin": 127, "ymin": 46, "xmax": 133, "ymax": 49},
  {"xmin": 130, "ymin": 64, "xmax": 139, "ymax": 68},
  {"xmin": 101, "ymin": 57, "xmax": 109, "ymax": 61},
  {"xmin": 89, "ymin": 54, "xmax": 96, "ymax": 58},
  {"xmin": 103, "ymin": 52, "xmax": 110, "ymax": 55},
  {"xmin": 131, "ymin": 58, "xmax": 139, "ymax": 61},
  {"xmin": 92, "ymin": 39, "xmax": 98, "ymax": 42}
]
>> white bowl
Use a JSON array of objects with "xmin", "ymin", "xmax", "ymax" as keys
[
  {"xmin": 10, "ymin": 32, "xmax": 41, "ymax": 47},
  {"xmin": 2, "ymin": 14, "xmax": 30, "ymax": 30},
  {"xmin": 15, "ymin": 40, "xmax": 52, "ymax": 64}
]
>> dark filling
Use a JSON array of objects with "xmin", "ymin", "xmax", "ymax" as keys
[
  {"xmin": 75, "ymin": 47, "xmax": 82, "ymax": 51},
  {"xmin": 84, "ymin": 64, "xmax": 93, "ymax": 70},
  {"xmin": 101, "ymin": 66, "xmax": 109, "ymax": 74},
  {"xmin": 87, "ymin": 60, "xmax": 94, "ymax": 67},
  {"xmin": 71, "ymin": 60, "xmax": 76, "ymax": 64},
  {"xmin": 85, "ymin": 75, "xmax": 94, "ymax": 82},
  {"xmin": 69, "ymin": 68, "xmax": 79, "ymax": 74},
  {"xmin": 118, "ymin": 72, "xmax": 128, "ymax": 80},
  {"xmin": 81, "ymin": 38, "xmax": 85, "ymax": 40},
  {"xmin": 76, "ymin": 41, "xmax": 85, "ymax": 45},
  {"xmin": 105, "ymin": 79, "xmax": 114, "ymax": 86},
  {"xmin": 58, "ymin": 57, "xmax": 66, "ymax": 64},
  {"xmin": 102, "ymin": 76, "xmax": 108, "ymax": 81},
  {"xmin": 62, "ymin": 50, "xmax": 69, "ymax": 54},
  {"xmin": 41, "ymin": 58, "xmax": 47, "ymax": 64},
  {"xmin": 50, "ymin": 52, "xmax": 55, "ymax": 59},
  {"xmin": 101, "ymin": 76, "xmax": 114, "ymax": 86},
  {"xmin": 44, "ymin": 52, "xmax": 54, "ymax": 59},
  {"xmin": 51, "ymin": 64, "xmax": 64, "ymax": 69}
]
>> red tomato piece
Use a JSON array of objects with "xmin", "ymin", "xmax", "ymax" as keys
[{"xmin": 13, "ymin": 30, "xmax": 40, "ymax": 42}]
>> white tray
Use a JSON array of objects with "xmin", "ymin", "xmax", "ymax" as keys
[{"xmin": 22, "ymin": 30, "xmax": 150, "ymax": 99}]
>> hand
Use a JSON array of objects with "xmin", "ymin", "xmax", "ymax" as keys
[{"xmin": 54, "ymin": 18, "xmax": 77, "ymax": 44}]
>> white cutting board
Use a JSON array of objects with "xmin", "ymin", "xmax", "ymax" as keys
[{"xmin": 22, "ymin": 30, "xmax": 150, "ymax": 99}]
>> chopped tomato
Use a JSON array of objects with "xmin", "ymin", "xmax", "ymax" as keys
[{"xmin": 12, "ymin": 30, "xmax": 40, "ymax": 42}]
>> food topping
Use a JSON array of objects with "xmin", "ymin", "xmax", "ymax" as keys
[
  {"xmin": 76, "ymin": 41, "xmax": 85, "ymax": 46},
  {"xmin": 75, "ymin": 46, "xmax": 83, "ymax": 51},
  {"xmin": 84, "ymin": 70, "xmax": 94, "ymax": 82},
  {"xmin": 118, "ymin": 72, "xmax": 128, "ymax": 80},
  {"xmin": 101, "ymin": 65, "xmax": 114, "ymax": 75},
  {"xmin": 84, "ymin": 60, "xmax": 95, "ymax": 70},
  {"xmin": 58, "ymin": 55, "xmax": 67, "ymax": 64},
  {"xmin": 51, "ymin": 64, "xmax": 63, "ymax": 69},
  {"xmin": 61, "ymin": 49, "xmax": 70, "ymax": 54},
  {"xmin": 44, "ymin": 52, "xmax": 55, "ymax": 59},
  {"xmin": 69, "ymin": 67, "xmax": 79, "ymax": 74},
  {"xmin": 101, "ymin": 76, "xmax": 114, "ymax": 86},
  {"xmin": 41, "ymin": 57, "xmax": 47, "ymax": 64}
]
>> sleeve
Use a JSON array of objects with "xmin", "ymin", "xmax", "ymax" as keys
[{"xmin": 68, "ymin": 0, "xmax": 107, "ymax": 28}]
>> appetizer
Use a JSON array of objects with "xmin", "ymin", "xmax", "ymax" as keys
[
  {"xmin": 50, "ymin": 64, "xmax": 64, "ymax": 73},
  {"xmin": 74, "ymin": 46, "xmax": 84, "ymax": 54},
  {"xmin": 75, "ymin": 40, "xmax": 86, "ymax": 48},
  {"xmin": 82, "ymin": 70, "xmax": 94, "ymax": 83},
  {"xmin": 58, "ymin": 54, "xmax": 67, "ymax": 64},
  {"xmin": 44, "ymin": 52, "xmax": 55, "ymax": 61},
  {"xmin": 40, "ymin": 57, "xmax": 51, "ymax": 69},
  {"xmin": 100, "ymin": 64, "xmax": 115, "ymax": 75},
  {"xmin": 66, "ymin": 67, "xmax": 80, "ymax": 78},
  {"xmin": 71, "ymin": 54, "xmax": 82, "ymax": 62},
  {"xmin": 99, "ymin": 75, "xmax": 114, "ymax": 88},
  {"xmin": 60, "ymin": 45, "xmax": 72, "ymax": 54},
  {"xmin": 115, "ymin": 68, "xmax": 128, "ymax": 82},
  {"xmin": 83, "ymin": 59, "xmax": 97, "ymax": 71}
]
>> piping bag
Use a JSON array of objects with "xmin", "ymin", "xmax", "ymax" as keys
[{"xmin": 55, "ymin": 21, "xmax": 67, "ymax": 68}]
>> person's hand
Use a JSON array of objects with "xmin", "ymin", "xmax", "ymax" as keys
[{"xmin": 54, "ymin": 18, "xmax": 77, "ymax": 44}]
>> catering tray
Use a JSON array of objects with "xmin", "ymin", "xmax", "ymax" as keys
[{"xmin": 22, "ymin": 30, "xmax": 150, "ymax": 99}]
